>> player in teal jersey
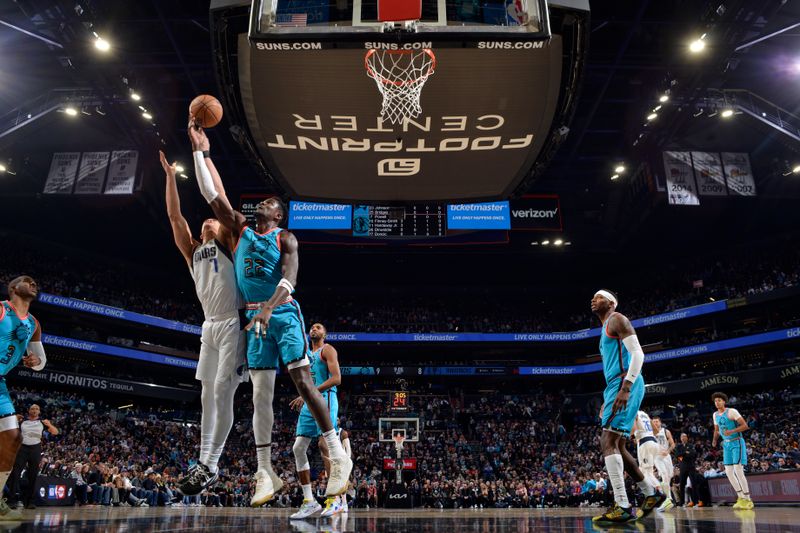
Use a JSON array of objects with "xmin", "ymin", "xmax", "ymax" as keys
[
  {"xmin": 711, "ymin": 392, "xmax": 753, "ymax": 510},
  {"xmin": 289, "ymin": 323, "xmax": 347, "ymax": 520},
  {"xmin": 187, "ymin": 119, "xmax": 352, "ymax": 505},
  {"xmin": 0, "ymin": 275, "xmax": 47, "ymax": 521},
  {"xmin": 591, "ymin": 289, "xmax": 664, "ymax": 525}
]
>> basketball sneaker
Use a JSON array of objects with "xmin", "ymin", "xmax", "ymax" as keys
[
  {"xmin": 0, "ymin": 499, "xmax": 22, "ymax": 521},
  {"xmin": 636, "ymin": 491, "xmax": 667, "ymax": 519},
  {"xmin": 177, "ymin": 463, "xmax": 218, "ymax": 496},
  {"xmin": 250, "ymin": 469, "xmax": 275, "ymax": 507},
  {"xmin": 657, "ymin": 498, "xmax": 674, "ymax": 512},
  {"xmin": 290, "ymin": 499, "xmax": 323, "ymax": 520},
  {"xmin": 320, "ymin": 496, "xmax": 343, "ymax": 517},
  {"xmin": 739, "ymin": 498, "xmax": 754, "ymax": 510},
  {"xmin": 325, "ymin": 455, "xmax": 353, "ymax": 496},
  {"xmin": 269, "ymin": 469, "xmax": 284, "ymax": 495},
  {"xmin": 592, "ymin": 503, "xmax": 636, "ymax": 525}
]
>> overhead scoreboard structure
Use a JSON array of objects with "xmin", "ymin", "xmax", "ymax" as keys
[{"xmin": 210, "ymin": 0, "xmax": 589, "ymax": 202}]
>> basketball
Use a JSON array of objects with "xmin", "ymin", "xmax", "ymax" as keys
[{"xmin": 189, "ymin": 94, "xmax": 223, "ymax": 128}]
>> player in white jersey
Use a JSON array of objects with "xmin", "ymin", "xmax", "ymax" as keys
[
  {"xmin": 159, "ymin": 151, "xmax": 247, "ymax": 495},
  {"xmin": 651, "ymin": 416, "xmax": 676, "ymax": 511},
  {"xmin": 632, "ymin": 410, "xmax": 663, "ymax": 502}
]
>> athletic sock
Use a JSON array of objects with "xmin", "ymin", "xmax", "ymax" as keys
[
  {"xmin": 302, "ymin": 484, "xmax": 313, "ymax": 501},
  {"xmin": 604, "ymin": 454, "xmax": 630, "ymax": 508},
  {"xmin": 0, "ymin": 471, "xmax": 9, "ymax": 492},
  {"xmin": 256, "ymin": 444, "xmax": 272, "ymax": 473},
  {"xmin": 323, "ymin": 429, "xmax": 346, "ymax": 459},
  {"xmin": 638, "ymin": 479, "xmax": 655, "ymax": 497}
]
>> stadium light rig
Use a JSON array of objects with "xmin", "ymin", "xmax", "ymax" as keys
[
  {"xmin": 646, "ymin": 112, "xmax": 658, "ymax": 121},
  {"xmin": 64, "ymin": 106, "xmax": 78, "ymax": 116},
  {"xmin": 793, "ymin": 165, "xmax": 800, "ymax": 174},
  {"xmin": 659, "ymin": 94, "xmax": 669, "ymax": 103},
  {"xmin": 175, "ymin": 164, "xmax": 185, "ymax": 173},
  {"xmin": 721, "ymin": 108, "xmax": 734, "ymax": 118},
  {"xmin": 689, "ymin": 34, "xmax": 707, "ymax": 53},
  {"xmin": 130, "ymin": 92, "xmax": 141, "ymax": 101},
  {"xmin": 93, "ymin": 32, "xmax": 110, "ymax": 52}
]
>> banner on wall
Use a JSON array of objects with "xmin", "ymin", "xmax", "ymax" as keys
[
  {"xmin": 721, "ymin": 152, "xmax": 756, "ymax": 196},
  {"xmin": 691, "ymin": 152, "xmax": 727, "ymax": 196},
  {"xmin": 663, "ymin": 151, "xmax": 700, "ymax": 205},
  {"xmin": 74, "ymin": 151, "xmax": 110, "ymax": 194},
  {"xmin": 104, "ymin": 150, "xmax": 138, "ymax": 194},
  {"xmin": 43, "ymin": 152, "xmax": 81, "ymax": 194}
]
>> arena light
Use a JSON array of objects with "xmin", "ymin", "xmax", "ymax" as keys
[
  {"xmin": 94, "ymin": 35, "xmax": 111, "ymax": 52},
  {"xmin": 646, "ymin": 112, "xmax": 658, "ymax": 121},
  {"xmin": 658, "ymin": 94, "xmax": 669, "ymax": 103},
  {"xmin": 0, "ymin": 164, "xmax": 6, "ymax": 173},
  {"xmin": 610, "ymin": 174, "xmax": 620, "ymax": 180},
  {"xmin": 541, "ymin": 239, "xmax": 550, "ymax": 246},
  {"xmin": 130, "ymin": 92, "xmax": 141, "ymax": 102},
  {"xmin": 720, "ymin": 108, "xmax": 734, "ymax": 118},
  {"xmin": 142, "ymin": 112, "xmax": 153, "ymax": 120},
  {"xmin": 614, "ymin": 164, "xmax": 626, "ymax": 174},
  {"xmin": 565, "ymin": 241, "xmax": 572, "ymax": 246},
  {"xmin": 179, "ymin": 173, "xmax": 189, "ymax": 181},
  {"xmin": 793, "ymin": 164, "xmax": 800, "ymax": 174},
  {"xmin": 64, "ymin": 106, "xmax": 78, "ymax": 116},
  {"xmin": 689, "ymin": 34, "xmax": 706, "ymax": 53},
  {"xmin": 175, "ymin": 164, "xmax": 185, "ymax": 173},
  {"xmin": 553, "ymin": 239, "xmax": 563, "ymax": 246}
]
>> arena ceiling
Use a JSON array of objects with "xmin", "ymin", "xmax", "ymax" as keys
[{"xmin": 0, "ymin": 0, "xmax": 799, "ymax": 256}]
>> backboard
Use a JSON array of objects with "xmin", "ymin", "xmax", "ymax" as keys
[{"xmin": 379, "ymin": 417, "xmax": 420, "ymax": 442}]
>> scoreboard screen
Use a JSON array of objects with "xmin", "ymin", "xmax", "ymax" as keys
[
  {"xmin": 390, "ymin": 391, "xmax": 410, "ymax": 412},
  {"xmin": 353, "ymin": 205, "xmax": 446, "ymax": 238}
]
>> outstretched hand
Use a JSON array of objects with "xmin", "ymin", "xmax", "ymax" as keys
[
  {"xmin": 159, "ymin": 150, "xmax": 177, "ymax": 177},
  {"xmin": 187, "ymin": 115, "xmax": 210, "ymax": 152}
]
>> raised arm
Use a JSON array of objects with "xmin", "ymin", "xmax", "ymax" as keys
[
  {"xmin": 159, "ymin": 150, "xmax": 197, "ymax": 264},
  {"xmin": 187, "ymin": 119, "xmax": 247, "ymax": 236}
]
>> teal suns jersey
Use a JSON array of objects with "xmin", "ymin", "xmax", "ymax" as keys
[
  {"xmin": 234, "ymin": 226, "xmax": 291, "ymax": 304},
  {"xmin": 714, "ymin": 409, "xmax": 741, "ymax": 442},
  {"xmin": 308, "ymin": 344, "xmax": 335, "ymax": 394},
  {"xmin": 599, "ymin": 313, "xmax": 632, "ymax": 384},
  {"xmin": 0, "ymin": 301, "xmax": 37, "ymax": 376}
]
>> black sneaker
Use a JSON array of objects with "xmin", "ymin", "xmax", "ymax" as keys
[
  {"xmin": 636, "ymin": 492, "xmax": 667, "ymax": 519},
  {"xmin": 177, "ymin": 463, "xmax": 218, "ymax": 496}
]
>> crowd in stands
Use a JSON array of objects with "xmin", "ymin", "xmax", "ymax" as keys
[
  {"xmin": 2, "ymin": 232, "xmax": 799, "ymax": 335},
  {"xmin": 6, "ymin": 382, "xmax": 797, "ymax": 509}
]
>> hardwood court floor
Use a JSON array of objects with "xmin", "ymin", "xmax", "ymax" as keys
[{"xmin": 1, "ymin": 506, "xmax": 797, "ymax": 532}]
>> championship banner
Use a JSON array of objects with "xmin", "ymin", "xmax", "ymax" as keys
[
  {"xmin": 103, "ymin": 150, "xmax": 138, "ymax": 194},
  {"xmin": 43, "ymin": 152, "xmax": 80, "ymax": 194},
  {"xmin": 74, "ymin": 151, "xmax": 110, "ymax": 194},
  {"xmin": 383, "ymin": 458, "xmax": 417, "ymax": 470},
  {"xmin": 690, "ymin": 152, "xmax": 727, "ymax": 196},
  {"xmin": 721, "ymin": 152, "xmax": 756, "ymax": 196},
  {"xmin": 662, "ymin": 151, "xmax": 700, "ymax": 205},
  {"xmin": 11, "ymin": 367, "xmax": 197, "ymax": 401}
]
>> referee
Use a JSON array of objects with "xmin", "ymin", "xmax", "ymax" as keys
[{"xmin": 9, "ymin": 404, "xmax": 58, "ymax": 509}]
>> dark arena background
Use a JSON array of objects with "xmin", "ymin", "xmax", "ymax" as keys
[{"xmin": 0, "ymin": 0, "xmax": 799, "ymax": 531}]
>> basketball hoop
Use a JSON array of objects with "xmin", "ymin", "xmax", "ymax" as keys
[
  {"xmin": 365, "ymin": 48, "xmax": 436, "ymax": 124},
  {"xmin": 392, "ymin": 433, "xmax": 406, "ymax": 452}
]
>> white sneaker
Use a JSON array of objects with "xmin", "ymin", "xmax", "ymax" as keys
[
  {"xmin": 250, "ymin": 469, "xmax": 275, "ymax": 507},
  {"xmin": 658, "ymin": 499, "xmax": 675, "ymax": 512},
  {"xmin": 320, "ymin": 496, "xmax": 343, "ymax": 517},
  {"xmin": 290, "ymin": 499, "xmax": 322, "ymax": 520},
  {"xmin": 268, "ymin": 469, "xmax": 284, "ymax": 494},
  {"xmin": 325, "ymin": 455, "xmax": 353, "ymax": 496}
]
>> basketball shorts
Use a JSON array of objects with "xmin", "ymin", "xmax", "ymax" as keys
[
  {"xmin": 296, "ymin": 390, "xmax": 338, "ymax": 438},
  {"xmin": 637, "ymin": 440, "xmax": 660, "ymax": 470},
  {"xmin": 196, "ymin": 310, "xmax": 248, "ymax": 383},
  {"xmin": 0, "ymin": 378, "xmax": 14, "ymax": 418},
  {"xmin": 245, "ymin": 300, "xmax": 307, "ymax": 370},
  {"xmin": 601, "ymin": 375, "xmax": 645, "ymax": 438},
  {"xmin": 722, "ymin": 437, "xmax": 747, "ymax": 465},
  {"xmin": 654, "ymin": 453, "xmax": 674, "ymax": 481}
]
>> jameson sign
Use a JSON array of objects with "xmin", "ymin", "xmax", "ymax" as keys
[
  {"xmin": 10, "ymin": 368, "xmax": 197, "ymax": 402},
  {"xmin": 646, "ymin": 363, "xmax": 800, "ymax": 397}
]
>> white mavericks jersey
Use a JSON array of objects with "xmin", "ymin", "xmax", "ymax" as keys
[
  {"xmin": 190, "ymin": 239, "xmax": 241, "ymax": 320},
  {"xmin": 655, "ymin": 428, "xmax": 669, "ymax": 450},
  {"xmin": 634, "ymin": 410, "xmax": 655, "ymax": 442}
]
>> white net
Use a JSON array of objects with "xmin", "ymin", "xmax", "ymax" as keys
[{"xmin": 365, "ymin": 49, "xmax": 436, "ymax": 124}]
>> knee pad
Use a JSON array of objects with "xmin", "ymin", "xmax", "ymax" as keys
[{"xmin": 293, "ymin": 436, "xmax": 311, "ymax": 472}]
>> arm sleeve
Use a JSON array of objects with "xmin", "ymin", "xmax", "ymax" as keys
[
  {"xmin": 193, "ymin": 151, "xmax": 219, "ymax": 203},
  {"xmin": 712, "ymin": 414, "xmax": 718, "ymax": 427},
  {"xmin": 28, "ymin": 341, "xmax": 46, "ymax": 371},
  {"xmin": 727, "ymin": 408, "xmax": 742, "ymax": 420},
  {"xmin": 621, "ymin": 335, "xmax": 644, "ymax": 383}
]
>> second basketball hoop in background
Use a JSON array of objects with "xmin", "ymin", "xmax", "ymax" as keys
[{"xmin": 365, "ymin": 48, "xmax": 436, "ymax": 124}]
